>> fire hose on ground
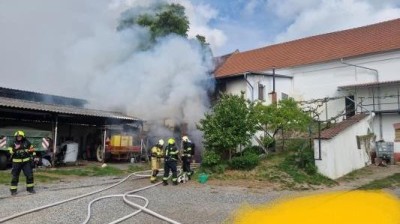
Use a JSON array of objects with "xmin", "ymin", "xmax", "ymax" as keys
[{"xmin": 0, "ymin": 168, "xmax": 186, "ymax": 224}]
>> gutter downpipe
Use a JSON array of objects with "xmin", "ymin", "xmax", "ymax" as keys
[
  {"xmin": 340, "ymin": 59, "xmax": 382, "ymax": 140},
  {"xmin": 244, "ymin": 72, "xmax": 254, "ymax": 101}
]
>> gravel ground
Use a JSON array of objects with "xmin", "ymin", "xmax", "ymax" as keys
[
  {"xmin": 0, "ymin": 175, "xmax": 289, "ymax": 224},
  {"xmin": 1, "ymin": 164, "xmax": 399, "ymax": 224}
]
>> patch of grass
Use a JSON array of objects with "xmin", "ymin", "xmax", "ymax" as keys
[
  {"xmin": 0, "ymin": 171, "xmax": 11, "ymax": 185},
  {"xmin": 44, "ymin": 165, "xmax": 124, "ymax": 177},
  {"xmin": 200, "ymin": 150, "xmax": 337, "ymax": 190},
  {"xmin": 0, "ymin": 170, "xmax": 60, "ymax": 185},
  {"xmin": 277, "ymin": 159, "xmax": 335, "ymax": 186},
  {"xmin": 339, "ymin": 168, "xmax": 373, "ymax": 182},
  {"xmin": 127, "ymin": 164, "xmax": 148, "ymax": 173},
  {"xmin": 359, "ymin": 173, "xmax": 400, "ymax": 190}
]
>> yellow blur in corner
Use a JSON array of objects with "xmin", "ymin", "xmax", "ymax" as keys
[{"xmin": 233, "ymin": 190, "xmax": 400, "ymax": 224}]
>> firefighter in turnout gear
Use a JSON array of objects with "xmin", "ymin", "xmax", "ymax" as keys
[
  {"xmin": 182, "ymin": 136, "xmax": 194, "ymax": 180},
  {"xmin": 150, "ymin": 139, "xmax": 164, "ymax": 183},
  {"xmin": 8, "ymin": 130, "xmax": 35, "ymax": 195},
  {"xmin": 163, "ymin": 138, "xmax": 179, "ymax": 186}
]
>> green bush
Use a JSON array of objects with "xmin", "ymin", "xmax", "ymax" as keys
[
  {"xmin": 241, "ymin": 146, "xmax": 264, "ymax": 155},
  {"xmin": 261, "ymin": 136, "xmax": 275, "ymax": 151},
  {"xmin": 201, "ymin": 150, "xmax": 221, "ymax": 167},
  {"xmin": 286, "ymin": 139, "xmax": 309, "ymax": 152},
  {"xmin": 229, "ymin": 152, "xmax": 260, "ymax": 170}
]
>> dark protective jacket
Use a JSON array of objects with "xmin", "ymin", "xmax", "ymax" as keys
[
  {"xmin": 164, "ymin": 144, "xmax": 179, "ymax": 161},
  {"xmin": 182, "ymin": 142, "xmax": 195, "ymax": 157},
  {"xmin": 9, "ymin": 138, "xmax": 33, "ymax": 161}
]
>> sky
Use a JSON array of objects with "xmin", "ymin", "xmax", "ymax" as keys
[
  {"xmin": 0, "ymin": 0, "xmax": 399, "ymax": 140},
  {"xmin": 185, "ymin": 0, "xmax": 400, "ymax": 56}
]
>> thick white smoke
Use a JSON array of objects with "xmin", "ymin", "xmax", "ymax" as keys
[{"xmin": 0, "ymin": 0, "xmax": 214, "ymax": 147}]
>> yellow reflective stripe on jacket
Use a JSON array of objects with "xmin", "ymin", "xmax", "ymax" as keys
[
  {"xmin": 12, "ymin": 158, "xmax": 30, "ymax": 163},
  {"xmin": 169, "ymin": 151, "xmax": 178, "ymax": 155},
  {"xmin": 8, "ymin": 147, "xmax": 13, "ymax": 154}
]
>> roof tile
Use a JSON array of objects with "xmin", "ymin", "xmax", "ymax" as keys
[
  {"xmin": 215, "ymin": 19, "xmax": 400, "ymax": 78},
  {"xmin": 317, "ymin": 114, "xmax": 369, "ymax": 139}
]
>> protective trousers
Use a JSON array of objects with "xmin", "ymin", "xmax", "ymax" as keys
[
  {"xmin": 10, "ymin": 161, "xmax": 34, "ymax": 193},
  {"xmin": 163, "ymin": 160, "xmax": 177, "ymax": 185},
  {"xmin": 182, "ymin": 156, "xmax": 192, "ymax": 178},
  {"xmin": 150, "ymin": 157, "xmax": 161, "ymax": 183}
]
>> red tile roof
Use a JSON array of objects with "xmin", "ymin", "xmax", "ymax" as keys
[
  {"xmin": 214, "ymin": 18, "xmax": 400, "ymax": 78},
  {"xmin": 317, "ymin": 114, "xmax": 369, "ymax": 139}
]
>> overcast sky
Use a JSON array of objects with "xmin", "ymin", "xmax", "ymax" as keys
[{"xmin": 186, "ymin": 0, "xmax": 400, "ymax": 56}]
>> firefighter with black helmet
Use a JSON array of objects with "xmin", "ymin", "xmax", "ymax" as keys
[
  {"xmin": 150, "ymin": 139, "xmax": 164, "ymax": 183},
  {"xmin": 8, "ymin": 130, "xmax": 35, "ymax": 195},
  {"xmin": 163, "ymin": 138, "xmax": 179, "ymax": 186},
  {"xmin": 182, "ymin": 135, "xmax": 194, "ymax": 179}
]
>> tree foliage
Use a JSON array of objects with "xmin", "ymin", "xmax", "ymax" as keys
[
  {"xmin": 197, "ymin": 93, "xmax": 258, "ymax": 160},
  {"xmin": 255, "ymin": 98, "xmax": 311, "ymax": 139},
  {"xmin": 118, "ymin": 3, "xmax": 189, "ymax": 40}
]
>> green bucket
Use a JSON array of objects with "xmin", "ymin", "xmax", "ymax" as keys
[{"xmin": 198, "ymin": 173, "xmax": 209, "ymax": 184}]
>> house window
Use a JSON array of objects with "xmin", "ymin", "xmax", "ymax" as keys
[
  {"xmin": 356, "ymin": 136, "xmax": 361, "ymax": 149},
  {"xmin": 218, "ymin": 82, "xmax": 226, "ymax": 93},
  {"xmin": 345, "ymin": 95, "xmax": 355, "ymax": 118},
  {"xmin": 281, "ymin": 92, "xmax": 288, "ymax": 100},
  {"xmin": 395, "ymin": 129, "xmax": 400, "ymax": 142},
  {"xmin": 258, "ymin": 83, "xmax": 264, "ymax": 101}
]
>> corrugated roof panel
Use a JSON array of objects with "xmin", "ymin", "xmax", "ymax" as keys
[{"xmin": 0, "ymin": 97, "xmax": 138, "ymax": 121}]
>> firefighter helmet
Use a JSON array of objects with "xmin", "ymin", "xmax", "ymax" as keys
[
  {"xmin": 14, "ymin": 130, "xmax": 25, "ymax": 137},
  {"xmin": 168, "ymin": 138, "xmax": 175, "ymax": 145},
  {"xmin": 182, "ymin": 136, "xmax": 189, "ymax": 142},
  {"xmin": 158, "ymin": 139, "xmax": 164, "ymax": 146}
]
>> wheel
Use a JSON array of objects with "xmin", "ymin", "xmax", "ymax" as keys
[
  {"xmin": 96, "ymin": 145, "xmax": 104, "ymax": 162},
  {"xmin": 0, "ymin": 153, "xmax": 8, "ymax": 170}
]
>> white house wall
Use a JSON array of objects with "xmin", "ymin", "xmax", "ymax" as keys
[
  {"xmin": 314, "ymin": 116, "xmax": 372, "ymax": 179},
  {"xmin": 225, "ymin": 78, "xmax": 246, "ymax": 98}
]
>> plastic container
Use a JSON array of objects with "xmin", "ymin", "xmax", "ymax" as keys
[
  {"xmin": 60, "ymin": 142, "xmax": 78, "ymax": 163},
  {"xmin": 198, "ymin": 173, "xmax": 208, "ymax": 184},
  {"xmin": 121, "ymin": 136, "xmax": 133, "ymax": 147},
  {"xmin": 111, "ymin": 135, "xmax": 121, "ymax": 147}
]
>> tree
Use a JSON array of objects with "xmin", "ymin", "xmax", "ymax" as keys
[
  {"xmin": 197, "ymin": 92, "xmax": 258, "ymax": 160},
  {"xmin": 118, "ymin": 3, "xmax": 189, "ymax": 41},
  {"xmin": 255, "ymin": 98, "xmax": 311, "ymax": 149}
]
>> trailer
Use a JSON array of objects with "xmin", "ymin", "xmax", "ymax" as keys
[{"xmin": 96, "ymin": 134, "xmax": 146, "ymax": 162}]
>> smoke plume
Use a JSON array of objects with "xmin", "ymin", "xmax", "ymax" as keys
[{"xmin": 0, "ymin": 0, "xmax": 215, "ymax": 144}]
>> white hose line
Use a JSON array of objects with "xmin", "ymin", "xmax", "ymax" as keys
[
  {"xmin": 82, "ymin": 180, "xmax": 162, "ymax": 224},
  {"xmin": 82, "ymin": 194, "xmax": 149, "ymax": 224},
  {"xmin": 1, "ymin": 165, "xmax": 194, "ymax": 224},
  {"xmin": 0, "ymin": 172, "xmax": 142, "ymax": 223},
  {"xmin": 84, "ymin": 170, "xmax": 183, "ymax": 224}
]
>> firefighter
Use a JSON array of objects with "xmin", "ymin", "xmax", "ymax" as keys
[
  {"xmin": 182, "ymin": 136, "xmax": 194, "ymax": 179},
  {"xmin": 162, "ymin": 138, "xmax": 179, "ymax": 186},
  {"xmin": 150, "ymin": 139, "xmax": 164, "ymax": 183},
  {"xmin": 8, "ymin": 130, "xmax": 35, "ymax": 195}
]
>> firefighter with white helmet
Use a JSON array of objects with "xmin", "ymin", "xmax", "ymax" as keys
[
  {"xmin": 8, "ymin": 130, "xmax": 36, "ymax": 195},
  {"xmin": 150, "ymin": 139, "xmax": 164, "ymax": 183},
  {"xmin": 181, "ymin": 135, "xmax": 195, "ymax": 179},
  {"xmin": 162, "ymin": 138, "xmax": 179, "ymax": 185}
]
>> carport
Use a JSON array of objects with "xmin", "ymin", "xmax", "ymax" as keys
[{"xmin": 0, "ymin": 87, "xmax": 142, "ymax": 165}]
